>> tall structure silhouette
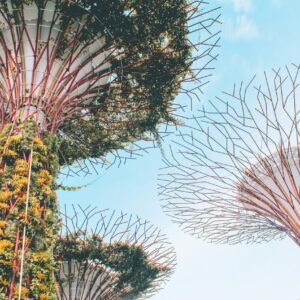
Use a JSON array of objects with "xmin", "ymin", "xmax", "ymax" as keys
[
  {"xmin": 159, "ymin": 64, "xmax": 300, "ymax": 245},
  {"xmin": 56, "ymin": 206, "xmax": 176, "ymax": 300},
  {"xmin": 0, "ymin": 0, "xmax": 221, "ymax": 298}
]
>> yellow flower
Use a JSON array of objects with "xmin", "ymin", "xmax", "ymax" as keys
[
  {"xmin": 31, "ymin": 251, "xmax": 50, "ymax": 262},
  {"xmin": 33, "ymin": 137, "xmax": 43, "ymax": 146},
  {"xmin": 33, "ymin": 137, "xmax": 47, "ymax": 153},
  {"xmin": 0, "ymin": 191, "xmax": 11, "ymax": 202},
  {"xmin": 4, "ymin": 149, "xmax": 17, "ymax": 159},
  {"xmin": 16, "ymin": 178, "xmax": 28, "ymax": 187},
  {"xmin": 0, "ymin": 240, "xmax": 13, "ymax": 253},
  {"xmin": 33, "ymin": 283, "xmax": 48, "ymax": 292},
  {"xmin": 14, "ymin": 159, "xmax": 28, "ymax": 175},
  {"xmin": 0, "ymin": 203, "xmax": 10, "ymax": 210},
  {"xmin": 41, "ymin": 186, "xmax": 52, "ymax": 196},
  {"xmin": 12, "ymin": 177, "xmax": 28, "ymax": 194},
  {"xmin": 36, "ymin": 273, "xmax": 46, "ymax": 280},
  {"xmin": 8, "ymin": 135, "xmax": 21, "ymax": 144},
  {"xmin": 13, "ymin": 286, "xmax": 28, "ymax": 298},
  {"xmin": 0, "ymin": 221, "xmax": 6, "ymax": 236},
  {"xmin": 29, "ymin": 206, "xmax": 40, "ymax": 218},
  {"xmin": 39, "ymin": 293, "xmax": 49, "ymax": 300},
  {"xmin": 37, "ymin": 170, "xmax": 52, "ymax": 185}
]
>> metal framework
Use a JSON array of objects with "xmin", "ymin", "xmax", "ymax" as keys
[
  {"xmin": 0, "ymin": 3, "xmax": 108, "ymax": 130},
  {"xmin": 0, "ymin": 0, "xmax": 221, "ymax": 174},
  {"xmin": 60, "ymin": 0, "xmax": 222, "ymax": 175},
  {"xmin": 175, "ymin": 1, "xmax": 221, "ymax": 105},
  {"xmin": 0, "ymin": 0, "xmax": 220, "ymax": 298},
  {"xmin": 56, "ymin": 205, "xmax": 177, "ymax": 300},
  {"xmin": 159, "ymin": 64, "xmax": 300, "ymax": 245}
]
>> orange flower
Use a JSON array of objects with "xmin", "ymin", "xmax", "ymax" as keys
[
  {"xmin": 39, "ymin": 293, "xmax": 49, "ymax": 300},
  {"xmin": 13, "ymin": 286, "xmax": 29, "ymax": 298},
  {"xmin": 0, "ymin": 240, "xmax": 13, "ymax": 253},
  {"xmin": 0, "ymin": 203, "xmax": 10, "ymax": 210},
  {"xmin": 36, "ymin": 170, "xmax": 52, "ymax": 185},
  {"xmin": 0, "ymin": 191, "xmax": 11, "ymax": 202},
  {"xmin": 36, "ymin": 273, "xmax": 46, "ymax": 280}
]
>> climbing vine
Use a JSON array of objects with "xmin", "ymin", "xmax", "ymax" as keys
[
  {"xmin": 0, "ymin": 0, "xmax": 199, "ymax": 297},
  {"xmin": 0, "ymin": 122, "xmax": 60, "ymax": 299}
]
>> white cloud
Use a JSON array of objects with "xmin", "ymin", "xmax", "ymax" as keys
[
  {"xmin": 270, "ymin": 0, "xmax": 284, "ymax": 8},
  {"xmin": 234, "ymin": 15, "xmax": 258, "ymax": 39},
  {"xmin": 224, "ymin": 15, "xmax": 259, "ymax": 40},
  {"xmin": 232, "ymin": 0, "xmax": 253, "ymax": 13}
]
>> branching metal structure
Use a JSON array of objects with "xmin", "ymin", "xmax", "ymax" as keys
[
  {"xmin": 58, "ymin": 0, "xmax": 222, "ymax": 175},
  {"xmin": 0, "ymin": 0, "xmax": 221, "ymax": 298},
  {"xmin": 56, "ymin": 206, "xmax": 176, "ymax": 300},
  {"xmin": 159, "ymin": 64, "xmax": 300, "ymax": 246},
  {"xmin": 0, "ymin": 0, "xmax": 221, "ymax": 174}
]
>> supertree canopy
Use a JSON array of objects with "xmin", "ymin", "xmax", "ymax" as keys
[
  {"xmin": 55, "ymin": 206, "xmax": 176, "ymax": 300},
  {"xmin": 0, "ymin": 0, "xmax": 221, "ymax": 298},
  {"xmin": 158, "ymin": 64, "xmax": 300, "ymax": 246},
  {"xmin": 0, "ymin": 0, "xmax": 221, "ymax": 170}
]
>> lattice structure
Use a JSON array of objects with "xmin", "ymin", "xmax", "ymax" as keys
[
  {"xmin": 56, "ymin": 206, "xmax": 177, "ymax": 300},
  {"xmin": 159, "ymin": 64, "xmax": 300, "ymax": 245},
  {"xmin": 0, "ymin": 0, "xmax": 221, "ymax": 175},
  {"xmin": 0, "ymin": 0, "xmax": 221, "ymax": 298}
]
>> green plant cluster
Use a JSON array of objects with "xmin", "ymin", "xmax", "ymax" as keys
[
  {"xmin": 0, "ymin": 122, "xmax": 60, "ymax": 299},
  {"xmin": 0, "ymin": 0, "xmax": 187, "ymax": 297},
  {"xmin": 55, "ymin": 232, "xmax": 167, "ymax": 299},
  {"xmin": 55, "ymin": 0, "xmax": 191, "ymax": 164},
  {"xmin": 0, "ymin": 0, "xmax": 192, "ymax": 166}
]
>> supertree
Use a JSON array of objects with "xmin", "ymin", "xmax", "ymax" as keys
[
  {"xmin": 0, "ymin": 0, "xmax": 221, "ymax": 298},
  {"xmin": 158, "ymin": 63, "xmax": 300, "ymax": 246},
  {"xmin": 55, "ymin": 206, "xmax": 176, "ymax": 300}
]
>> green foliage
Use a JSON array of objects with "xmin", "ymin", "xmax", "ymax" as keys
[
  {"xmin": 55, "ymin": 0, "xmax": 191, "ymax": 164},
  {"xmin": 55, "ymin": 232, "xmax": 167, "ymax": 298},
  {"xmin": 0, "ymin": 0, "xmax": 192, "ymax": 166},
  {"xmin": 0, "ymin": 122, "xmax": 61, "ymax": 299},
  {"xmin": 98, "ymin": 242, "xmax": 163, "ymax": 296},
  {"xmin": 0, "ymin": 0, "xmax": 188, "ymax": 296}
]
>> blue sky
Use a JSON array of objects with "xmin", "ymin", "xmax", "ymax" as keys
[{"xmin": 58, "ymin": 1, "xmax": 300, "ymax": 299}]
